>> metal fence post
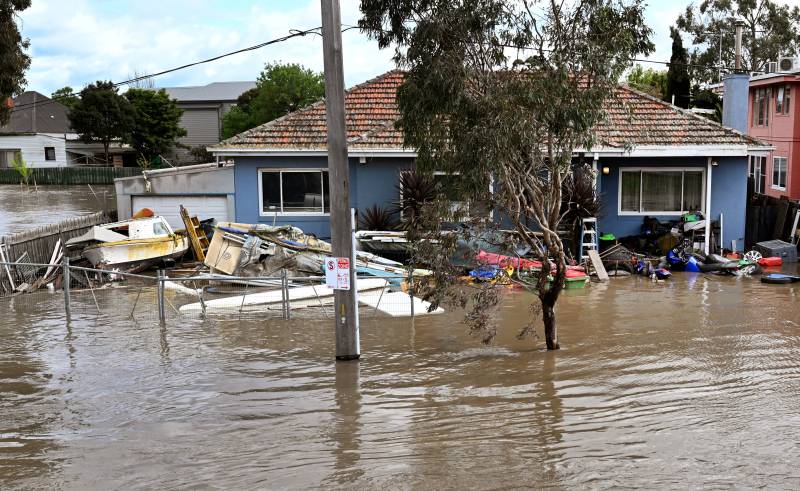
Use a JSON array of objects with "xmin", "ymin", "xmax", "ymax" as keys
[
  {"xmin": 409, "ymin": 269, "xmax": 415, "ymax": 318},
  {"xmin": 62, "ymin": 256, "xmax": 71, "ymax": 321},
  {"xmin": 282, "ymin": 270, "xmax": 291, "ymax": 320},
  {"xmin": 157, "ymin": 270, "xmax": 166, "ymax": 325}
]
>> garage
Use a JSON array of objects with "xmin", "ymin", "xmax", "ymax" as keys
[
  {"xmin": 114, "ymin": 163, "xmax": 235, "ymax": 228},
  {"xmin": 131, "ymin": 195, "xmax": 230, "ymax": 229}
]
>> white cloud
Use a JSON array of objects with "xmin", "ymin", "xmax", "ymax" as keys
[{"xmin": 19, "ymin": 0, "xmax": 396, "ymax": 94}]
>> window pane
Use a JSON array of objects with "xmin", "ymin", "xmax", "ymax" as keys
[
  {"xmin": 759, "ymin": 157, "xmax": 766, "ymax": 194},
  {"xmin": 773, "ymin": 160, "xmax": 780, "ymax": 187},
  {"xmin": 783, "ymin": 87, "xmax": 792, "ymax": 114},
  {"xmin": 323, "ymin": 171, "xmax": 330, "ymax": 213},
  {"xmin": 641, "ymin": 171, "xmax": 682, "ymax": 212},
  {"xmin": 620, "ymin": 171, "xmax": 640, "ymax": 212},
  {"xmin": 777, "ymin": 87, "xmax": 784, "ymax": 113},
  {"xmin": 261, "ymin": 172, "xmax": 281, "ymax": 213},
  {"xmin": 282, "ymin": 171, "xmax": 323, "ymax": 212},
  {"xmin": 683, "ymin": 172, "xmax": 703, "ymax": 211}
]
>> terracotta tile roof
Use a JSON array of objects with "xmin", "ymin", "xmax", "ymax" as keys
[
  {"xmin": 212, "ymin": 70, "xmax": 766, "ymax": 152},
  {"xmin": 600, "ymin": 85, "xmax": 764, "ymax": 147}
]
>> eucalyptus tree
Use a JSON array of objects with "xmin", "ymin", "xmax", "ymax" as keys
[
  {"xmin": 360, "ymin": 0, "xmax": 653, "ymax": 349},
  {"xmin": 677, "ymin": 0, "xmax": 800, "ymax": 83}
]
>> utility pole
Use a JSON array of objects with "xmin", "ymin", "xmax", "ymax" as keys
[{"xmin": 321, "ymin": 0, "xmax": 359, "ymax": 361}]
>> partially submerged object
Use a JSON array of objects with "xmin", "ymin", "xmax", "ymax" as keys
[
  {"xmin": 66, "ymin": 215, "xmax": 189, "ymax": 272},
  {"xmin": 761, "ymin": 273, "xmax": 800, "ymax": 284},
  {"xmin": 179, "ymin": 277, "xmax": 388, "ymax": 312}
]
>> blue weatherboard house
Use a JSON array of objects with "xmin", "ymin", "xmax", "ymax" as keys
[{"xmin": 210, "ymin": 70, "xmax": 770, "ymax": 251}]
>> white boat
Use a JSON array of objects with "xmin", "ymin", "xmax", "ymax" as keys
[
  {"xmin": 179, "ymin": 278, "xmax": 388, "ymax": 312},
  {"xmin": 66, "ymin": 215, "xmax": 189, "ymax": 272}
]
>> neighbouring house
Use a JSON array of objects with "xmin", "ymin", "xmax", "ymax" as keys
[
  {"xmin": 0, "ymin": 91, "xmax": 74, "ymax": 168},
  {"xmin": 0, "ymin": 91, "xmax": 135, "ymax": 168},
  {"xmin": 209, "ymin": 70, "xmax": 770, "ymax": 252},
  {"xmin": 745, "ymin": 69, "xmax": 800, "ymax": 199},
  {"xmin": 155, "ymin": 81, "xmax": 256, "ymax": 164},
  {"xmin": 709, "ymin": 59, "xmax": 800, "ymax": 200},
  {"xmin": 114, "ymin": 162, "xmax": 235, "ymax": 230}
]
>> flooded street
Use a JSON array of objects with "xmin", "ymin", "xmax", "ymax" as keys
[
  {"xmin": 0, "ymin": 185, "xmax": 114, "ymax": 236},
  {"xmin": 2, "ymin": 273, "xmax": 800, "ymax": 489}
]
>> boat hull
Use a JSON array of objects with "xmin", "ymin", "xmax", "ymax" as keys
[{"xmin": 83, "ymin": 236, "xmax": 189, "ymax": 272}]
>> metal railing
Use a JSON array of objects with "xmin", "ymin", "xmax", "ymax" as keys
[{"xmin": 0, "ymin": 260, "xmax": 423, "ymax": 326}]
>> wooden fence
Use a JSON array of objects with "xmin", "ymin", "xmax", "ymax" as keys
[
  {"xmin": 745, "ymin": 193, "xmax": 800, "ymax": 248},
  {"xmin": 0, "ymin": 212, "xmax": 108, "ymax": 295},
  {"xmin": 0, "ymin": 167, "xmax": 141, "ymax": 185}
]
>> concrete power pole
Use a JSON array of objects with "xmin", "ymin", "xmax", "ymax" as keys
[{"xmin": 321, "ymin": 0, "xmax": 360, "ymax": 361}]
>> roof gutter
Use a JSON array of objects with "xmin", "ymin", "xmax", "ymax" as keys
[
  {"xmin": 212, "ymin": 143, "xmax": 772, "ymax": 159},
  {"xmin": 209, "ymin": 147, "xmax": 419, "ymax": 158}
]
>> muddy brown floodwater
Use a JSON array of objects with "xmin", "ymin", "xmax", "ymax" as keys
[
  {"xmin": 0, "ymin": 185, "xmax": 114, "ymax": 236},
  {"xmin": 2, "ymin": 272, "xmax": 800, "ymax": 489}
]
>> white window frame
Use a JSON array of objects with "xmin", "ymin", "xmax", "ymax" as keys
[
  {"xmin": 750, "ymin": 155, "xmax": 765, "ymax": 194},
  {"xmin": 617, "ymin": 167, "xmax": 706, "ymax": 216},
  {"xmin": 771, "ymin": 156, "xmax": 787, "ymax": 191},
  {"xmin": 258, "ymin": 168, "xmax": 330, "ymax": 217}
]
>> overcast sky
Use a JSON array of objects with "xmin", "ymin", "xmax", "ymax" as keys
[{"xmin": 17, "ymin": 0, "xmax": 800, "ymax": 96}]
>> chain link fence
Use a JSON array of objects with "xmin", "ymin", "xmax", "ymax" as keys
[{"xmin": 0, "ymin": 261, "xmax": 441, "ymax": 325}]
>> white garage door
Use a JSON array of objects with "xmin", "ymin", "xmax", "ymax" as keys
[{"xmin": 131, "ymin": 195, "xmax": 230, "ymax": 230}]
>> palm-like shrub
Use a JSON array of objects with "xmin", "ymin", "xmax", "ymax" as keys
[{"xmin": 359, "ymin": 204, "xmax": 399, "ymax": 231}]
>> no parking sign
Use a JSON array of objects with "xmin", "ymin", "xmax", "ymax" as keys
[{"xmin": 324, "ymin": 257, "xmax": 351, "ymax": 290}]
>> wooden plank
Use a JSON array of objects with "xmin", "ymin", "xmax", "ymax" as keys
[
  {"xmin": 773, "ymin": 200, "xmax": 790, "ymax": 239},
  {"xmin": 587, "ymin": 249, "xmax": 609, "ymax": 281},
  {"xmin": 180, "ymin": 205, "xmax": 206, "ymax": 262}
]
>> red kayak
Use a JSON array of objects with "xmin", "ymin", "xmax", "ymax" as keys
[{"xmin": 476, "ymin": 250, "xmax": 542, "ymax": 270}]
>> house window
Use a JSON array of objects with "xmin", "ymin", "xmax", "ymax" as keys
[
  {"xmin": 258, "ymin": 169, "xmax": 330, "ymax": 215},
  {"xmin": 44, "ymin": 147, "xmax": 56, "ymax": 161},
  {"xmin": 753, "ymin": 88, "xmax": 770, "ymax": 126},
  {"xmin": 776, "ymin": 85, "xmax": 791, "ymax": 115},
  {"xmin": 619, "ymin": 168, "xmax": 704, "ymax": 215},
  {"xmin": 749, "ymin": 155, "xmax": 766, "ymax": 194},
  {"xmin": 772, "ymin": 157, "xmax": 787, "ymax": 190}
]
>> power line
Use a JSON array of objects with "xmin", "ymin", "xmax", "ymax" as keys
[
  {"xmin": 8, "ymin": 26, "xmax": 323, "ymax": 114},
  {"xmin": 348, "ymin": 23, "xmax": 800, "ymax": 78}
]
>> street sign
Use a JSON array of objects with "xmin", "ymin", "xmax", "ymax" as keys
[{"xmin": 324, "ymin": 256, "xmax": 351, "ymax": 290}]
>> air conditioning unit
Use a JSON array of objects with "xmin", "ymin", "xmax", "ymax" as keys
[
  {"xmin": 778, "ymin": 56, "xmax": 800, "ymax": 73},
  {"xmin": 766, "ymin": 61, "xmax": 778, "ymax": 73}
]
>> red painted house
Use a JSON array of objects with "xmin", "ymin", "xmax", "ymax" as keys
[{"xmin": 747, "ymin": 72, "xmax": 800, "ymax": 198}]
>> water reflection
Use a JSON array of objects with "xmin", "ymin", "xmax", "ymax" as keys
[{"xmin": 326, "ymin": 361, "xmax": 363, "ymax": 486}]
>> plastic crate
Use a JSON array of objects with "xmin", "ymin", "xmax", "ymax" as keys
[{"xmin": 754, "ymin": 240, "xmax": 798, "ymax": 263}]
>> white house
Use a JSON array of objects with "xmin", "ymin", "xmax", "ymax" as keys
[
  {"xmin": 0, "ymin": 91, "xmax": 75, "ymax": 168},
  {"xmin": 0, "ymin": 91, "xmax": 135, "ymax": 169}
]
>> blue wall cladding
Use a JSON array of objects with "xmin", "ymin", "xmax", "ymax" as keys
[
  {"xmin": 597, "ymin": 156, "xmax": 747, "ymax": 249},
  {"xmin": 233, "ymin": 155, "xmax": 413, "ymax": 238}
]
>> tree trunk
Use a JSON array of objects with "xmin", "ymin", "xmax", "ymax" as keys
[{"xmin": 541, "ymin": 295, "xmax": 560, "ymax": 350}]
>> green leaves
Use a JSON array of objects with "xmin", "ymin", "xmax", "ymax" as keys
[
  {"xmin": 0, "ymin": 0, "xmax": 31, "ymax": 126},
  {"xmin": 124, "ymin": 88, "xmax": 186, "ymax": 162},
  {"xmin": 221, "ymin": 63, "xmax": 324, "ymax": 139},
  {"xmin": 68, "ymin": 81, "xmax": 135, "ymax": 164},
  {"xmin": 677, "ymin": 0, "xmax": 800, "ymax": 83}
]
